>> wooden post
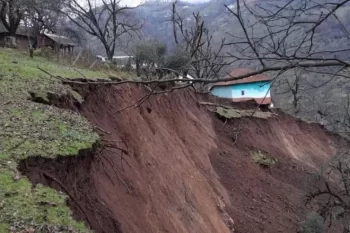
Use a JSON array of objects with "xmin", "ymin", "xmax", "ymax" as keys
[{"xmin": 72, "ymin": 50, "xmax": 82, "ymax": 66}]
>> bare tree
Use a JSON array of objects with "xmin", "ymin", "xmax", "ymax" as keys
[
  {"xmin": 274, "ymin": 68, "xmax": 308, "ymax": 113},
  {"xmin": 223, "ymin": 0, "xmax": 350, "ymax": 76},
  {"xmin": 318, "ymin": 92, "xmax": 350, "ymax": 138},
  {"xmin": 36, "ymin": 0, "xmax": 350, "ymax": 87},
  {"xmin": 0, "ymin": 0, "xmax": 64, "ymax": 49},
  {"xmin": 60, "ymin": 0, "xmax": 142, "ymax": 60},
  {"xmin": 170, "ymin": 1, "xmax": 227, "ymax": 80},
  {"xmin": 306, "ymin": 152, "xmax": 350, "ymax": 233},
  {"xmin": 216, "ymin": 0, "xmax": 350, "ymax": 136},
  {"xmin": 20, "ymin": 0, "xmax": 63, "ymax": 57},
  {"xmin": 27, "ymin": 0, "xmax": 62, "ymax": 35},
  {"xmin": 39, "ymin": 0, "xmax": 350, "ymax": 102},
  {"xmin": 0, "ymin": 0, "xmax": 22, "ymax": 38}
]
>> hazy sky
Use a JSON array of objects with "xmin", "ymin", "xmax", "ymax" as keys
[
  {"xmin": 86, "ymin": 0, "xmax": 209, "ymax": 7},
  {"xmin": 124, "ymin": 0, "xmax": 209, "ymax": 6}
]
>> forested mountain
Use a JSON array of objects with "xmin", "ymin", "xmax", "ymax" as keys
[
  {"xmin": 132, "ymin": 0, "xmax": 350, "ymax": 57},
  {"xmin": 134, "ymin": 0, "xmax": 230, "ymax": 50},
  {"xmin": 79, "ymin": 0, "xmax": 350, "ymax": 137}
]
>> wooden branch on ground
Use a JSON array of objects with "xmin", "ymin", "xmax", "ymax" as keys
[
  {"xmin": 93, "ymin": 125, "xmax": 111, "ymax": 135},
  {"xmin": 197, "ymin": 101, "xmax": 233, "ymax": 109},
  {"xmin": 100, "ymin": 155, "xmax": 131, "ymax": 194},
  {"xmin": 38, "ymin": 60, "xmax": 350, "ymax": 87},
  {"xmin": 110, "ymin": 83, "xmax": 160, "ymax": 116}
]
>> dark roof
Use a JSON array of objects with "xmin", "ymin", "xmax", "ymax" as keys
[
  {"xmin": 212, "ymin": 68, "xmax": 271, "ymax": 87},
  {"xmin": 0, "ymin": 23, "xmax": 36, "ymax": 37},
  {"xmin": 43, "ymin": 33, "xmax": 77, "ymax": 46},
  {"xmin": 16, "ymin": 26, "xmax": 36, "ymax": 37}
]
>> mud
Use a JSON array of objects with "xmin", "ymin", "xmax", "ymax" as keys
[
  {"xmin": 29, "ymin": 90, "xmax": 82, "ymax": 111},
  {"xmin": 19, "ymin": 148, "xmax": 122, "ymax": 233},
  {"xmin": 19, "ymin": 84, "xmax": 345, "ymax": 233},
  {"xmin": 209, "ymin": 112, "xmax": 346, "ymax": 233}
]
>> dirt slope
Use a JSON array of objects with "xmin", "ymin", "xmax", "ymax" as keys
[
  {"xmin": 210, "ymin": 112, "xmax": 345, "ymax": 233},
  {"xmin": 20, "ymin": 84, "xmax": 344, "ymax": 233}
]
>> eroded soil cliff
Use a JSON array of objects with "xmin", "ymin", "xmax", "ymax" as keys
[{"xmin": 19, "ymin": 85, "xmax": 344, "ymax": 233}]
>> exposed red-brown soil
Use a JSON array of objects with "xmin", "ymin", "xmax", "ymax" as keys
[
  {"xmin": 19, "ymin": 84, "xmax": 345, "ymax": 233},
  {"xmin": 209, "ymin": 112, "xmax": 346, "ymax": 233}
]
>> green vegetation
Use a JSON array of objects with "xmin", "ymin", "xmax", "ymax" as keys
[
  {"xmin": 214, "ymin": 107, "xmax": 273, "ymax": 119},
  {"xmin": 298, "ymin": 212, "xmax": 325, "ymax": 233},
  {"xmin": 0, "ymin": 48, "xmax": 108, "ymax": 232},
  {"xmin": 0, "ymin": 48, "xmax": 105, "ymax": 80},
  {"xmin": 0, "ymin": 170, "xmax": 89, "ymax": 232},
  {"xmin": 251, "ymin": 151, "xmax": 277, "ymax": 167}
]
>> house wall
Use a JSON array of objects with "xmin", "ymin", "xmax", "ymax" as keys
[
  {"xmin": 16, "ymin": 36, "xmax": 30, "ymax": 50},
  {"xmin": 0, "ymin": 34, "xmax": 34, "ymax": 49},
  {"xmin": 210, "ymin": 85, "xmax": 232, "ymax": 98},
  {"xmin": 36, "ymin": 35, "xmax": 75, "ymax": 55},
  {"xmin": 37, "ymin": 35, "xmax": 55, "ymax": 48},
  {"xmin": 211, "ymin": 81, "xmax": 271, "ymax": 99}
]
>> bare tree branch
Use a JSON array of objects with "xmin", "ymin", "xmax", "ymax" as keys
[{"xmin": 60, "ymin": 0, "xmax": 142, "ymax": 60}]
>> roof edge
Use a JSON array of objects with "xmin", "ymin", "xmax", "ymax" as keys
[{"xmin": 209, "ymin": 78, "xmax": 271, "ymax": 90}]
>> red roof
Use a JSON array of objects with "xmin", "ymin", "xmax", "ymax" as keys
[
  {"xmin": 210, "ymin": 68, "xmax": 272, "ymax": 105},
  {"xmin": 213, "ymin": 68, "xmax": 271, "ymax": 86},
  {"xmin": 232, "ymin": 97, "xmax": 272, "ymax": 105}
]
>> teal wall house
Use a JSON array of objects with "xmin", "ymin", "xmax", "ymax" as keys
[{"xmin": 210, "ymin": 68, "xmax": 272, "ymax": 105}]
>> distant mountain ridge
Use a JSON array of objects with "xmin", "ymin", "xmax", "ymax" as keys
[
  {"xmin": 114, "ymin": 0, "xmax": 350, "ymax": 59},
  {"xmin": 130, "ymin": 0, "xmax": 350, "ymax": 137},
  {"xmin": 134, "ymin": 0, "xmax": 231, "ymax": 51},
  {"xmin": 74, "ymin": 0, "xmax": 350, "ymax": 138}
]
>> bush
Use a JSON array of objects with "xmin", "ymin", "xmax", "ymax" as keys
[
  {"xmin": 251, "ymin": 151, "xmax": 277, "ymax": 167},
  {"xmin": 298, "ymin": 213, "xmax": 325, "ymax": 233},
  {"xmin": 135, "ymin": 40, "xmax": 167, "ymax": 66},
  {"xmin": 165, "ymin": 47, "xmax": 191, "ymax": 70},
  {"xmin": 33, "ymin": 47, "xmax": 52, "ymax": 58}
]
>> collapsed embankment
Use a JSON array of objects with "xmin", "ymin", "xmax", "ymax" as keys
[{"xmin": 19, "ymin": 84, "xmax": 345, "ymax": 233}]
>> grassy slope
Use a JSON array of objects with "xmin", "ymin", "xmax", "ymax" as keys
[{"xmin": 0, "ymin": 48, "xmax": 115, "ymax": 233}]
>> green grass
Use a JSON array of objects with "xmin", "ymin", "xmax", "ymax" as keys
[
  {"xmin": 0, "ymin": 170, "xmax": 89, "ymax": 232},
  {"xmin": 214, "ymin": 107, "xmax": 273, "ymax": 119},
  {"xmin": 0, "ymin": 48, "xmax": 108, "ymax": 232},
  {"xmin": 251, "ymin": 151, "xmax": 277, "ymax": 167},
  {"xmin": 0, "ymin": 48, "xmax": 106, "ymax": 80}
]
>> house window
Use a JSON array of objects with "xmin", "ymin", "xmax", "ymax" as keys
[{"xmin": 241, "ymin": 90, "xmax": 245, "ymax": 96}]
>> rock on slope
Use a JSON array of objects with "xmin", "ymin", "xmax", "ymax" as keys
[{"xmin": 20, "ymin": 84, "xmax": 345, "ymax": 233}]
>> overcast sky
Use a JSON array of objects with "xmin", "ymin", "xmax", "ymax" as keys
[
  {"xmin": 117, "ymin": 0, "xmax": 209, "ymax": 7},
  {"xmin": 77, "ymin": 0, "xmax": 209, "ymax": 8},
  {"xmin": 126, "ymin": 0, "xmax": 209, "ymax": 6}
]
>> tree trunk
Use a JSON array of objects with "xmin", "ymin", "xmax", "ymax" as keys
[
  {"xmin": 136, "ymin": 58, "xmax": 141, "ymax": 77},
  {"xmin": 9, "ymin": 28, "xmax": 17, "ymax": 37},
  {"xmin": 29, "ymin": 48, "xmax": 34, "ymax": 58},
  {"xmin": 7, "ymin": 36, "xmax": 17, "ymax": 48},
  {"xmin": 105, "ymin": 46, "xmax": 114, "ymax": 62}
]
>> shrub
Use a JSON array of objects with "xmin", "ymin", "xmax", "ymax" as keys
[
  {"xmin": 251, "ymin": 151, "xmax": 277, "ymax": 167},
  {"xmin": 165, "ymin": 47, "xmax": 191, "ymax": 70},
  {"xmin": 135, "ymin": 40, "xmax": 167, "ymax": 67},
  {"xmin": 298, "ymin": 212, "xmax": 325, "ymax": 233},
  {"xmin": 33, "ymin": 47, "xmax": 52, "ymax": 58}
]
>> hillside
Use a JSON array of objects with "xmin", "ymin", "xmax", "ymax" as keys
[
  {"xmin": 99, "ymin": 0, "xmax": 350, "ymax": 136},
  {"xmin": 0, "ymin": 48, "xmax": 347, "ymax": 232},
  {"xmin": 134, "ymin": 0, "xmax": 230, "ymax": 50},
  {"xmin": 0, "ymin": 48, "xmax": 130, "ymax": 232},
  {"xmin": 272, "ymin": 71, "xmax": 350, "ymax": 138},
  {"xmin": 19, "ymin": 84, "xmax": 347, "ymax": 233},
  {"xmin": 98, "ymin": 0, "xmax": 350, "ymax": 56}
]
